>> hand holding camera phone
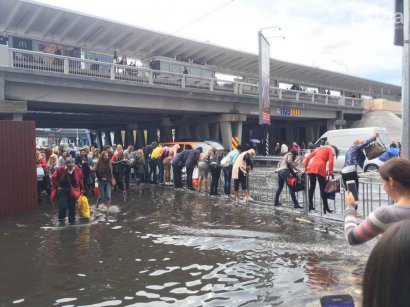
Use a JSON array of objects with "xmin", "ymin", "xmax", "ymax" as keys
[
  {"xmin": 320, "ymin": 294, "xmax": 355, "ymax": 307},
  {"xmin": 346, "ymin": 180, "xmax": 358, "ymax": 201}
]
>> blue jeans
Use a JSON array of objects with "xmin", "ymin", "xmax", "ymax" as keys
[
  {"xmin": 274, "ymin": 169, "xmax": 299, "ymax": 207},
  {"xmin": 97, "ymin": 181, "xmax": 111, "ymax": 204},
  {"xmin": 156, "ymin": 159, "xmax": 164, "ymax": 183},
  {"xmin": 223, "ymin": 165, "xmax": 232, "ymax": 195},
  {"xmin": 57, "ymin": 188, "xmax": 76, "ymax": 223}
]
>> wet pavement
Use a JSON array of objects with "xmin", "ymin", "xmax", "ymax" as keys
[{"xmin": 0, "ymin": 183, "xmax": 372, "ymax": 306}]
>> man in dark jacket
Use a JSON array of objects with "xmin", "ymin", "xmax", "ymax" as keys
[
  {"xmin": 171, "ymin": 149, "xmax": 191, "ymax": 188},
  {"xmin": 185, "ymin": 147, "xmax": 203, "ymax": 190}
]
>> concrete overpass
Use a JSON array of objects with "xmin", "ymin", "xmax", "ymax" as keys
[{"xmin": 0, "ymin": 45, "xmax": 366, "ymax": 148}]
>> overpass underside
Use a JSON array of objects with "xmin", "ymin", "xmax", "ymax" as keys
[{"xmin": 0, "ymin": 67, "xmax": 363, "ymax": 149}]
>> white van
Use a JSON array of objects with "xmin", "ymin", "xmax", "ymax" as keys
[{"xmin": 314, "ymin": 127, "xmax": 391, "ymax": 172}]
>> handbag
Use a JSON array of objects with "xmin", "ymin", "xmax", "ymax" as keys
[
  {"xmin": 286, "ymin": 161, "xmax": 305, "ymax": 192},
  {"xmin": 365, "ymin": 136, "xmax": 386, "ymax": 160},
  {"xmin": 67, "ymin": 172, "xmax": 81, "ymax": 200},
  {"xmin": 220, "ymin": 156, "xmax": 230, "ymax": 168},
  {"xmin": 324, "ymin": 175, "xmax": 341, "ymax": 194},
  {"xmin": 365, "ymin": 142, "xmax": 386, "ymax": 160}
]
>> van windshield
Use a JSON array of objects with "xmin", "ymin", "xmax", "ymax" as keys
[{"xmin": 315, "ymin": 137, "xmax": 327, "ymax": 148}]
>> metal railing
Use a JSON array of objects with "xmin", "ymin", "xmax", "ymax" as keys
[
  {"xmin": 7, "ymin": 48, "xmax": 364, "ymax": 108},
  {"xmin": 248, "ymin": 166, "xmax": 391, "ymax": 221}
]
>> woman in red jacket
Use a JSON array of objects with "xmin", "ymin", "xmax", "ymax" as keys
[
  {"xmin": 51, "ymin": 157, "xmax": 84, "ymax": 225},
  {"xmin": 303, "ymin": 144, "xmax": 338, "ymax": 214}
]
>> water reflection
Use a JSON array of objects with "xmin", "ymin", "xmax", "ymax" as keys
[{"xmin": 0, "ymin": 185, "xmax": 370, "ymax": 306}]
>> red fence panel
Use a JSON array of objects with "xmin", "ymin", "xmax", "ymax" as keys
[{"xmin": 0, "ymin": 121, "xmax": 37, "ymax": 216}]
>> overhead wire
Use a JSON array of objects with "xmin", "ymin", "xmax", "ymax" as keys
[{"xmin": 135, "ymin": 0, "xmax": 237, "ymax": 62}]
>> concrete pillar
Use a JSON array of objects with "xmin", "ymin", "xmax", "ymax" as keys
[
  {"xmin": 306, "ymin": 125, "xmax": 314, "ymax": 143},
  {"xmin": 124, "ymin": 129, "xmax": 133, "ymax": 147},
  {"xmin": 113, "ymin": 130, "xmax": 122, "ymax": 146},
  {"xmin": 160, "ymin": 127, "xmax": 173, "ymax": 142},
  {"xmin": 0, "ymin": 73, "xmax": 4, "ymax": 101},
  {"xmin": 198, "ymin": 123, "xmax": 210, "ymax": 139},
  {"xmin": 104, "ymin": 131, "xmax": 111, "ymax": 146},
  {"xmin": 147, "ymin": 127, "xmax": 158, "ymax": 144},
  {"xmin": 220, "ymin": 121, "xmax": 232, "ymax": 150},
  {"xmin": 231, "ymin": 121, "xmax": 243, "ymax": 145},
  {"xmin": 191, "ymin": 124, "xmax": 200, "ymax": 139},
  {"xmin": 97, "ymin": 131, "xmax": 103, "ymax": 150},
  {"xmin": 136, "ymin": 129, "xmax": 145, "ymax": 148},
  {"xmin": 285, "ymin": 124, "xmax": 294, "ymax": 144},
  {"xmin": 327, "ymin": 120, "xmax": 336, "ymax": 131},
  {"xmin": 179, "ymin": 125, "xmax": 191, "ymax": 140}
]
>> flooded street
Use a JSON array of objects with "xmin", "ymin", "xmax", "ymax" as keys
[{"xmin": 0, "ymin": 184, "xmax": 371, "ymax": 306}]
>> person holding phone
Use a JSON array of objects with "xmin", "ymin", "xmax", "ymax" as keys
[
  {"xmin": 344, "ymin": 158, "xmax": 410, "ymax": 245},
  {"xmin": 361, "ymin": 220, "xmax": 410, "ymax": 307}
]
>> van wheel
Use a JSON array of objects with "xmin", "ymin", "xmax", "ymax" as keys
[{"xmin": 364, "ymin": 164, "xmax": 379, "ymax": 172}]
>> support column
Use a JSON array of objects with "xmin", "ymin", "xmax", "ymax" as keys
[
  {"xmin": 104, "ymin": 131, "xmax": 111, "ymax": 146},
  {"xmin": 231, "ymin": 121, "xmax": 243, "ymax": 145},
  {"xmin": 198, "ymin": 123, "xmax": 210, "ymax": 139},
  {"xmin": 285, "ymin": 124, "xmax": 294, "ymax": 145},
  {"xmin": 147, "ymin": 127, "xmax": 158, "ymax": 144},
  {"xmin": 114, "ymin": 130, "xmax": 122, "ymax": 146},
  {"xmin": 306, "ymin": 125, "xmax": 315, "ymax": 143},
  {"xmin": 136, "ymin": 129, "xmax": 145, "ymax": 148},
  {"xmin": 97, "ymin": 131, "xmax": 103, "ymax": 150},
  {"xmin": 0, "ymin": 73, "xmax": 4, "ymax": 101},
  {"xmin": 125, "ymin": 129, "xmax": 133, "ymax": 147},
  {"xmin": 327, "ymin": 120, "xmax": 336, "ymax": 131},
  {"xmin": 160, "ymin": 127, "xmax": 173, "ymax": 142},
  {"xmin": 220, "ymin": 121, "xmax": 232, "ymax": 150}
]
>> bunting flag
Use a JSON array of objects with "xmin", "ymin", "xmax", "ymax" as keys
[
  {"xmin": 121, "ymin": 130, "xmax": 126, "ymax": 146},
  {"xmin": 110, "ymin": 132, "xmax": 114, "ymax": 145},
  {"xmin": 143, "ymin": 129, "xmax": 148, "ymax": 146}
]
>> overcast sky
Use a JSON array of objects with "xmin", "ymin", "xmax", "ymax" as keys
[{"xmin": 35, "ymin": 0, "xmax": 402, "ymax": 85}]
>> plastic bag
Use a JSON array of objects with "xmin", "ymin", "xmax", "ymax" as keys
[
  {"xmin": 93, "ymin": 181, "xmax": 99, "ymax": 197},
  {"xmin": 77, "ymin": 195, "xmax": 91, "ymax": 219}
]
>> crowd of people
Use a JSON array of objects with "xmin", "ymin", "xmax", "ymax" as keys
[
  {"xmin": 36, "ymin": 142, "xmax": 258, "ymax": 221},
  {"xmin": 34, "ymin": 137, "xmax": 410, "ymax": 305}
]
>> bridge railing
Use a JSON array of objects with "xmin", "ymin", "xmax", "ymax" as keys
[{"xmin": 7, "ymin": 48, "xmax": 363, "ymax": 108}]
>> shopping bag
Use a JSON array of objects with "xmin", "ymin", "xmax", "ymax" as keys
[
  {"xmin": 93, "ymin": 182, "xmax": 99, "ymax": 197},
  {"xmin": 365, "ymin": 142, "xmax": 386, "ymax": 160},
  {"xmin": 77, "ymin": 195, "xmax": 91, "ymax": 219},
  {"xmin": 324, "ymin": 176, "xmax": 340, "ymax": 194}
]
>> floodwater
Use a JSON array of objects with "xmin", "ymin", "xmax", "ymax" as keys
[{"xmin": 0, "ymin": 183, "xmax": 371, "ymax": 306}]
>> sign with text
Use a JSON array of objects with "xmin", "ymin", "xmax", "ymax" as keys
[
  {"xmin": 258, "ymin": 32, "xmax": 271, "ymax": 125},
  {"xmin": 277, "ymin": 108, "xmax": 301, "ymax": 116}
]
